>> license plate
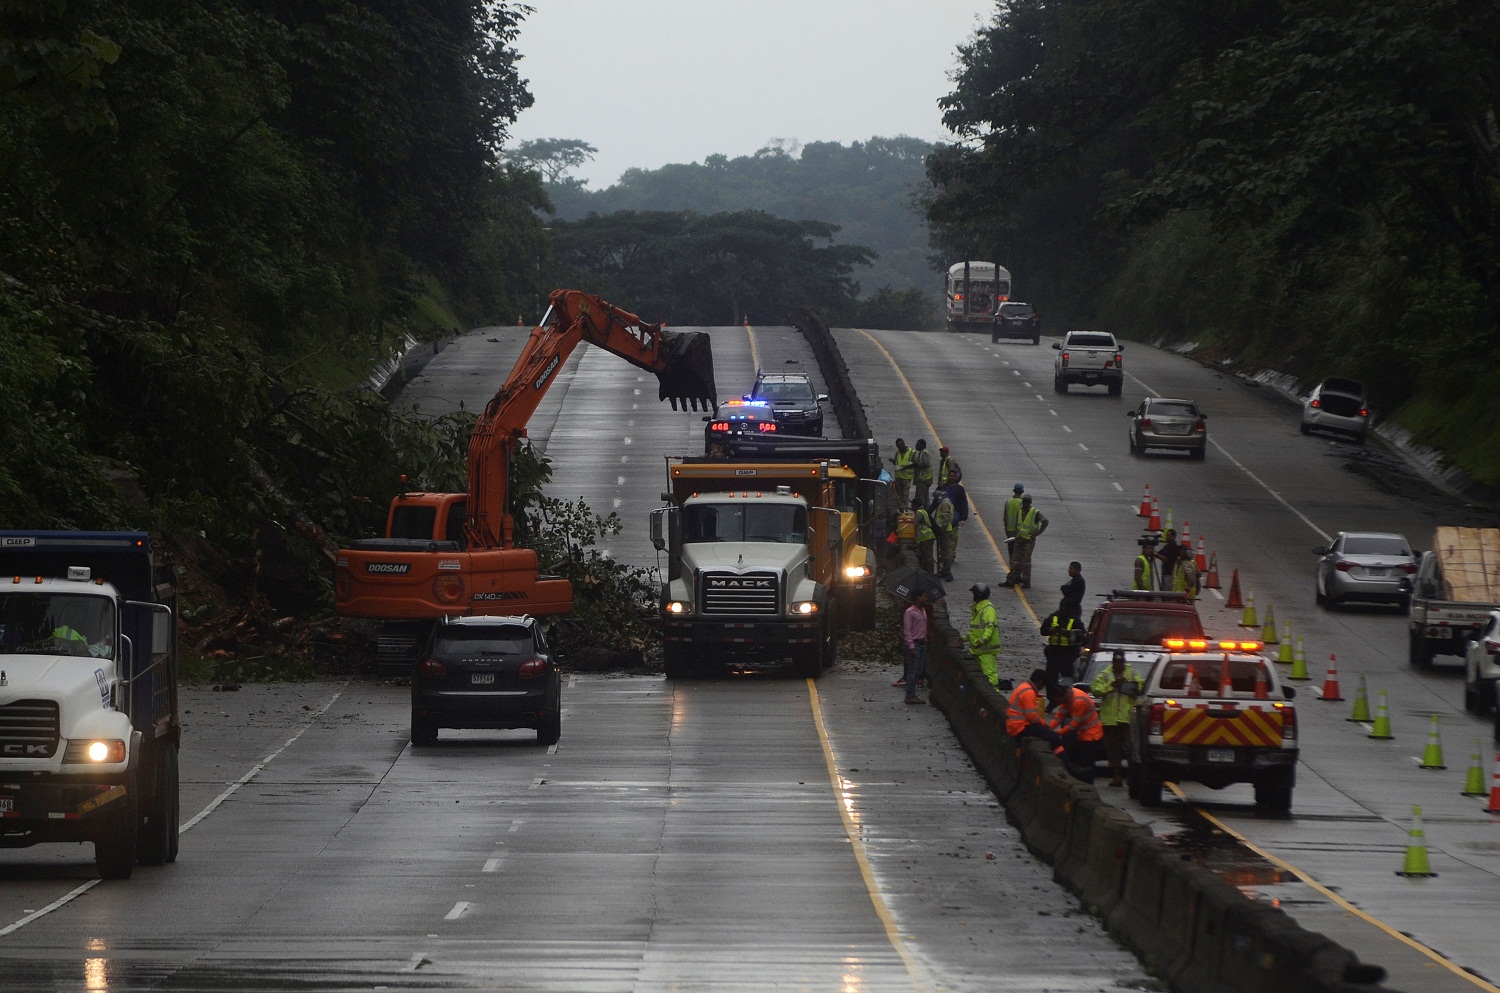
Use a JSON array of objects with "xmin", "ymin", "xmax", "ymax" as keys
[
  {"xmin": 0, "ymin": 797, "xmax": 13, "ymax": 812},
  {"xmin": 1365, "ymin": 567, "xmax": 1387, "ymax": 576},
  {"xmin": 1207, "ymin": 749, "xmax": 1234, "ymax": 763},
  {"xmin": 470, "ymin": 673, "xmax": 495, "ymax": 685}
]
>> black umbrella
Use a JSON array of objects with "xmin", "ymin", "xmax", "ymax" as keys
[{"xmin": 885, "ymin": 566, "xmax": 947, "ymax": 604}]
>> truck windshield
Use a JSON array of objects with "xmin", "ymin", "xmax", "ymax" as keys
[
  {"xmin": 0, "ymin": 592, "xmax": 115, "ymax": 658},
  {"xmin": 682, "ymin": 503, "xmax": 808, "ymax": 544},
  {"xmin": 1101, "ymin": 612, "xmax": 1201, "ymax": 645}
]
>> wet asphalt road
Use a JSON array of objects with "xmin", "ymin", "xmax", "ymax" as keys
[
  {"xmin": 5, "ymin": 321, "xmax": 1499, "ymax": 990},
  {"xmin": 0, "ymin": 674, "xmax": 1147, "ymax": 991},
  {"xmin": 836, "ymin": 326, "xmax": 1500, "ymax": 993}
]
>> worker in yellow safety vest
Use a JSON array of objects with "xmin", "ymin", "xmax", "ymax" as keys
[
  {"xmin": 1002, "ymin": 495, "xmax": 1047, "ymax": 588},
  {"xmin": 1132, "ymin": 536, "xmax": 1157, "ymax": 591},
  {"xmin": 889, "ymin": 438, "xmax": 914, "ymax": 510},
  {"xmin": 913, "ymin": 504, "xmax": 936, "ymax": 574},
  {"xmin": 1002, "ymin": 483, "xmax": 1025, "ymax": 540},
  {"xmin": 911, "ymin": 439, "xmax": 933, "ymax": 510},
  {"xmin": 966, "ymin": 583, "xmax": 1001, "ymax": 687},
  {"xmin": 1090, "ymin": 650, "xmax": 1143, "ymax": 786}
]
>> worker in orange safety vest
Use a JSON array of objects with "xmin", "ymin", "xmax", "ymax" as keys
[
  {"xmin": 1049, "ymin": 679, "xmax": 1104, "ymax": 782},
  {"xmin": 1006, "ymin": 668, "xmax": 1064, "ymax": 750}
]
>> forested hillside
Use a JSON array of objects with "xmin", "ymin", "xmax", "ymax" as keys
[
  {"xmin": 544, "ymin": 137, "xmax": 939, "ymax": 306},
  {"xmin": 0, "ymin": 1, "xmax": 544, "ymax": 599},
  {"xmin": 924, "ymin": 0, "xmax": 1500, "ymax": 485}
]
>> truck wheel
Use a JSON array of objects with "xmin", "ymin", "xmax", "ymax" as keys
[
  {"xmin": 663, "ymin": 644, "xmax": 693, "ymax": 680},
  {"xmin": 1032, "ymin": 333, "xmax": 1040, "ymax": 346},
  {"xmin": 1054, "ymin": 376, "xmax": 1066, "ymax": 394},
  {"xmin": 536, "ymin": 711, "xmax": 561, "ymax": 747},
  {"xmin": 1135, "ymin": 770, "xmax": 1163, "ymax": 807},
  {"xmin": 1408, "ymin": 631, "xmax": 1433, "ymax": 669},
  {"xmin": 1254, "ymin": 770, "xmax": 1294, "ymax": 813},
  {"xmin": 94, "ymin": 775, "xmax": 140, "ymax": 880},
  {"xmin": 136, "ymin": 742, "xmax": 178, "ymax": 867},
  {"xmin": 410, "ymin": 712, "xmax": 439, "ymax": 747},
  {"xmin": 1483, "ymin": 680, "xmax": 1499, "ymax": 717}
]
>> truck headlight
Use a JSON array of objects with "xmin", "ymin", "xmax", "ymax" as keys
[
  {"xmin": 791, "ymin": 601, "xmax": 819, "ymax": 615},
  {"xmin": 63, "ymin": 739, "xmax": 128, "ymax": 764},
  {"xmin": 665, "ymin": 601, "xmax": 689, "ymax": 615},
  {"xmin": 844, "ymin": 565, "xmax": 872, "ymax": 579}
]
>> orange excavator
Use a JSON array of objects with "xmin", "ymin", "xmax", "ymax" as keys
[{"xmin": 334, "ymin": 289, "xmax": 716, "ymax": 668}]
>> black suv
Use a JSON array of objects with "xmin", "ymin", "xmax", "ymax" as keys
[
  {"xmin": 748, "ymin": 372, "xmax": 826, "ymax": 436},
  {"xmin": 993, "ymin": 302, "xmax": 1041, "ymax": 344},
  {"xmin": 411, "ymin": 614, "xmax": 562, "ymax": 746}
]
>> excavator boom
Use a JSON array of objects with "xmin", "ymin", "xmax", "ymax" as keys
[{"xmin": 335, "ymin": 290, "xmax": 715, "ymax": 628}]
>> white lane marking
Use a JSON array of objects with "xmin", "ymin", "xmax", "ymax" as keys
[
  {"xmin": 509, "ymin": 820, "xmax": 523, "ymax": 832},
  {"xmin": 0, "ymin": 683, "xmax": 349, "ymax": 937},
  {"xmin": 1078, "ymin": 443, "xmax": 1089, "ymax": 452},
  {"xmin": 633, "ymin": 388, "xmax": 641, "ymax": 396},
  {"xmin": 1034, "ymin": 394, "xmax": 1045, "ymax": 402},
  {"xmin": 1112, "ymin": 482, "xmax": 1124, "ymax": 492},
  {"xmin": 1094, "ymin": 463, "xmax": 1107, "ymax": 472},
  {"xmin": 622, "ymin": 437, "xmax": 632, "ymax": 445},
  {"xmin": 1023, "ymin": 382, "xmax": 1032, "ymax": 388},
  {"xmin": 530, "ymin": 777, "xmax": 545, "ymax": 790},
  {"xmin": 631, "ymin": 403, "xmax": 638, "ymax": 410},
  {"xmin": 1013, "ymin": 369, "xmax": 1020, "ymax": 375},
  {"xmin": 1048, "ymin": 409, "xmax": 1057, "ymax": 417},
  {"xmin": 619, "ymin": 455, "xmax": 628, "ymax": 463},
  {"xmin": 1003, "ymin": 361, "xmax": 1012, "ymax": 366},
  {"xmin": 482, "ymin": 858, "xmax": 503, "ymax": 873},
  {"xmin": 616, "ymin": 476, "xmax": 625, "ymax": 485},
  {"xmin": 1062, "ymin": 425, "xmax": 1072, "ymax": 433},
  {"xmin": 1208, "ymin": 588, "xmax": 1224, "ymax": 601},
  {"xmin": 1127, "ymin": 371, "xmax": 1332, "ymax": 542},
  {"xmin": 444, "ymin": 902, "xmax": 471, "ymax": 920},
  {"xmin": 405, "ymin": 953, "xmax": 429, "ymax": 972},
  {"xmin": 612, "ymin": 498, "xmax": 622, "ymax": 509}
]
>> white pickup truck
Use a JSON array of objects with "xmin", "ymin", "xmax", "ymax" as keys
[{"xmin": 1053, "ymin": 330, "xmax": 1124, "ymax": 396}]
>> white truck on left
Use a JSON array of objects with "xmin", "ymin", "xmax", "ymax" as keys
[{"xmin": 0, "ymin": 531, "xmax": 179, "ymax": 878}]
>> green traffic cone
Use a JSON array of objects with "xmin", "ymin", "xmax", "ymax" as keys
[
  {"xmin": 1289, "ymin": 643, "xmax": 1310, "ymax": 680},
  {"xmin": 1261, "ymin": 604, "xmax": 1279, "ymax": 644},
  {"xmin": 1368, "ymin": 689, "xmax": 1394, "ymax": 739},
  {"xmin": 1395, "ymin": 805, "xmax": 1437, "ymax": 877},
  {"xmin": 1346, "ymin": 673, "xmax": 1371, "ymax": 722},
  {"xmin": 1463, "ymin": 740, "xmax": 1487, "ymax": 796},
  {"xmin": 1276, "ymin": 625, "xmax": 1294, "ymax": 662},
  {"xmin": 1240, "ymin": 592, "xmax": 1258, "ymax": 629},
  {"xmin": 1420, "ymin": 715, "xmax": 1446, "ymax": 769}
]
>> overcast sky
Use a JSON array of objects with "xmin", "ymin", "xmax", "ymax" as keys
[{"xmin": 507, "ymin": 0, "xmax": 996, "ymax": 189}]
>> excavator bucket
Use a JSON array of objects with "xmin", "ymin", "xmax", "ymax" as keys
[{"xmin": 656, "ymin": 328, "xmax": 718, "ymax": 412}]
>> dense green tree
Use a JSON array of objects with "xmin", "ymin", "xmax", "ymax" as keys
[
  {"xmin": 927, "ymin": 0, "xmax": 1500, "ymax": 482},
  {"xmin": 503, "ymin": 137, "xmax": 597, "ymax": 183}
]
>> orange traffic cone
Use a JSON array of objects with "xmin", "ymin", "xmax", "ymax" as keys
[
  {"xmin": 1253, "ymin": 665, "xmax": 1269, "ymax": 700},
  {"xmin": 1224, "ymin": 568, "xmax": 1242, "ymax": 607},
  {"xmin": 1204, "ymin": 552, "xmax": 1221, "ymax": 589},
  {"xmin": 1138, "ymin": 484, "xmax": 1152, "ymax": 517},
  {"xmin": 1195, "ymin": 536, "xmax": 1207, "ymax": 571},
  {"xmin": 1485, "ymin": 752, "xmax": 1500, "ymax": 812},
  {"xmin": 1320, "ymin": 654, "xmax": 1344, "ymax": 702},
  {"xmin": 1147, "ymin": 497, "xmax": 1161, "ymax": 532}
]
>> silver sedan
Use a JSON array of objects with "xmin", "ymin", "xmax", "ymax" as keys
[
  {"xmin": 1126, "ymin": 398, "xmax": 1207, "ymax": 459},
  {"xmin": 1313, "ymin": 531, "xmax": 1416, "ymax": 609}
]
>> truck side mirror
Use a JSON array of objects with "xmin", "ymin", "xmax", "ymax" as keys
[
  {"xmin": 1312, "ymin": 546, "xmax": 1327, "ymax": 555},
  {"xmin": 1051, "ymin": 342, "xmax": 1061, "ymax": 350},
  {"xmin": 1283, "ymin": 686, "xmax": 1296, "ymax": 700},
  {"xmin": 649, "ymin": 508, "xmax": 673, "ymax": 552}
]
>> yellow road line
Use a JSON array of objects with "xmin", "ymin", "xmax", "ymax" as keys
[
  {"xmin": 808, "ymin": 679, "xmax": 932, "ymax": 992},
  {"xmin": 744, "ymin": 323, "xmax": 760, "ymax": 372},
  {"xmin": 853, "ymin": 329, "xmax": 1038, "ymax": 625},
  {"xmin": 1169, "ymin": 781, "xmax": 1497, "ymax": 988}
]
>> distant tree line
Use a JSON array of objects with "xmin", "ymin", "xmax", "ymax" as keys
[
  {"xmin": 924, "ymin": 0, "xmax": 1500, "ymax": 481},
  {"xmin": 542, "ymin": 137, "xmax": 942, "ymax": 326}
]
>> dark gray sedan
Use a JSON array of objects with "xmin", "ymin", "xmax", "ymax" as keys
[
  {"xmin": 411, "ymin": 614, "xmax": 562, "ymax": 746},
  {"xmin": 1313, "ymin": 531, "xmax": 1416, "ymax": 609},
  {"xmin": 1127, "ymin": 398, "xmax": 1207, "ymax": 459}
]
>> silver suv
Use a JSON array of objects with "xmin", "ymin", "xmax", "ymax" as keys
[
  {"xmin": 1301, "ymin": 377, "xmax": 1369, "ymax": 443},
  {"xmin": 749, "ymin": 372, "xmax": 826, "ymax": 436}
]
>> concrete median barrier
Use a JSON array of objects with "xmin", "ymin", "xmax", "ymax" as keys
[{"xmin": 1053, "ymin": 799, "xmax": 1144, "ymax": 917}]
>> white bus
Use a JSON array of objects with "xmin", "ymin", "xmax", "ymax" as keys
[{"xmin": 945, "ymin": 261, "xmax": 1011, "ymax": 331}]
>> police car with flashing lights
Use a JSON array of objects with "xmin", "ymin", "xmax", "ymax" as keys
[
  {"xmin": 703, "ymin": 399, "xmax": 778, "ymax": 455},
  {"xmin": 1127, "ymin": 637, "xmax": 1299, "ymax": 812}
]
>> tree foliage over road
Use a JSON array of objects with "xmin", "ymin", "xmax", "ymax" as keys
[
  {"xmin": 927, "ymin": 0, "xmax": 1500, "ymax": 481},
  {"xmin": 0, "ymin": 0, "xmax": 546, "ymax": 558}
]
